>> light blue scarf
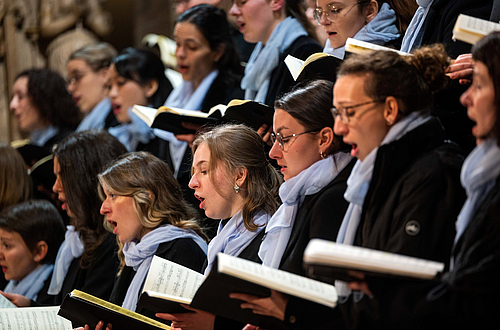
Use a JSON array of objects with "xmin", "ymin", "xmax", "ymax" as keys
[
  {"xmin": 452, "ymin": 139, "xmax": 500, "ymax": 269},
  {"xmin": 335, "ymin": 112, "xmax": 431, "ymax": 296},
  {"xmin": 323, "ymin": 3, "xmax": 400, "ymax": 59},
  {"xmin": 400, "ymin": 0, "xmax": 434, "ymax": 53},
  {"xmin": 155, "ymin": 70, "xmax": 219, "ymax": 178},
  {"xmin": 121, "ymin": 224, "xmax": 208, "ymax": 311},
  {"xmin": 204, "ymin": 210, "xmax": 269, "ymax": 275},
  {"xmin": 30, "ymin": 125, "xmax": 59, "ymax": 147},
  {"xmin": 108, "ymin": 107, "xmax": 156, "ymax": 151},
  {"xmin": 47, "ymin": 225, "xmax": 84, "ymax": 295},
  {"xmin": 4, "ymin": 264, "xmax": 54, "ymax": 300},
  {"xmin": 259, "ymin": 153, "xmax": 353, "ymax": 268},
  {"xmin": 76, "ymin": 97, "xmax": 112, "ymax": 132},
  {"xmin": 242, "ymin": 17, "xmax": 307, "ymax": 102}
]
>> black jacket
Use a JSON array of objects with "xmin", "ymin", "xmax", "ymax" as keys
[
  {"xmin": 37, "ymin": 233, "xmax": 119, "ymax": 306},
  {"xmin": 109, "ymin": 238, "xmax": 206, "ymax": 321},
  {"xmin": 279, "ymin": 158, "xmax": 355, "ymax": 276},
  {"xmin": 284, "ymin": 118, "xmax": 466, "ymax": 330}
]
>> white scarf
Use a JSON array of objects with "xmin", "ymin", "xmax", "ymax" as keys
[
  {"xmin": 108, "ymin": 107, "xmax": 156, "ymax": 151},
  {"xmin": 323, "ymin": 3, "xmax": 400, "ymax": 59},
  {"xmin": 76, "ymin": 97, "xmax": 112, "ymax": 132},
  {"xmin": 259, "ymin": 153, "xmax": 353, "ymax": 268},
  {"xmin": 452, "ymin": 139, "xmax": 500, "ymax": 269},
  {"xmin": 121, "ymin": 224, "xmax": 208, "ymax": 311},
  {"xmin": 4, "ymin": 264, "xmax": 54, "ymax": 300},
  {"xmin": 155, "ymin": 70, "xmax": 219, "ymax": 178},
  {"xmin": 335, "ymin": 112, "xmax": 431, "ymax": 296},
  {"xmin": 204, "ymin": 210, "xmax": 269, "ymax": 275},
  {"xmin": 47, "ymin": 225, "xmax": 85, "ymax": 295},
  {"xmin": 400, "ymin": 0, "xmax": 434, "ymax": 52},
  {"xmin": 242, "ymin": 17, "xmax": 307, "ymax": 103}
]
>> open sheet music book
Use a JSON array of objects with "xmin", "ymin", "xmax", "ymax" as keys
[
  {"xmin": 58, "ymin": 290, "xmax": 170, "ymax": 329},
  {"xmin": 0, "ymin": 306, "xmax": 72, "ymax": 330},
  {"xmin": 133, "ymin": 99, "xmax": 273, "ymax": 134},
  {"xmin": 452, "ymin": 14, "xmax": 500, "ymax": 45},
  {"xmin": 285, "ymin": 53, "xmax": 342, "ymax": 82},
  {"xmin": 304, "ymin": 239, "xmax": 445, "ymax": 281},
  {"xmin": 138, "ymin": 254, "xmax": 337, "ymax": 328},
  {"xmin": 345, "ymin": 38, "xmax": 410, "ymax": 56}
]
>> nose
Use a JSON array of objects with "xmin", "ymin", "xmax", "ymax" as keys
[
  {"xmin": 319, "ymin": 10, "xmax": 330, "ymax": 25},
  {"xmin": 67, "ymin": 80, "xmax": 76, "ymax": 93},
  {"xmin": 269, "ymin": 138, "xmax": 283, "ymax": 160},
  {"xmin": 9, "ymin": 95, "xmax": 18, "ymax": 112},
  {"xmin": 229, "ymin": 3, "xmax": 240, "ymax": 16},
  {"xmin": 53, "ymin": 176, "xmax": 62, "ymax": 194},
  {"xmin": 100, "ymin": 198, "xmax": 110, "ymax": 215},
  {"xmin": 460, "ymin": 85, "xmax": 472, "ymax": 108},
  {"xmin": 188, "ymin": 172, "xmax": 199, "ymax": 190},
  {"xmin": 109, "ymin": 84, "xmax": 117, "ymax": 100},
  {"xmin": 176, "ymin": 45, "xmax": 186, "ymax": 60},
  {"xmin": 333, "ymin": 116, "xmax": 348, "ymax": 136}
]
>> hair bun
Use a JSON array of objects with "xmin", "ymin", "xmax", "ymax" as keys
[{"xmin": 408, "ymin": 44, "xmax": 451, "ymax": 94}]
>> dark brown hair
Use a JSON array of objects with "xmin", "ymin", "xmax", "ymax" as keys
[
  {"xmin": 192, "ymin": 124, "xmax": 281, "ymax": 231},
  {"xmin": 0, "ymin": 200, "xmax": 65, "ymax": 264},
  {"xmin": 472, "ymin": 31, "xmax": 500, "ymax": 144},
  {"xmin": 274, "ymin": 79, "xmax": 349, "ymax": 156},
  {"xmin": 338, "ymin": 44, "xmax": 450, "ymax": 117},
  {"xmin": 0, "ymin": 145, "xmax": 30, "ymax": 211},
  {"xmin": 53, "ymin": 130, "xmax": 127, "ymax": 268}
]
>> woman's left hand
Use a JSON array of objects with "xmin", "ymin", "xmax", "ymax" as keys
[
  {"xmin": 229, "ymin": 290, "xmax": 288, "ymax": 321},
  {"xmin": 156, "ymin": 304, "xmax": 215, "ymax": 330}
]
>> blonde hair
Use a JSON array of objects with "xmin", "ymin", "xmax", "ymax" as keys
[
  {"xmin": 98, "ymin": 152, "xmax": 207, "ymax": 271},
  {"xmin": 192, "ymin": 124, "xmax": 282, "ymax": 231}
]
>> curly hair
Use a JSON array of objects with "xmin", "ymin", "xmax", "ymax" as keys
[
  {"xmin": 192, "ymin": 124, "xmax": 282, "ymax": 231},
  {"xmin": 338, "ymin": 44, "xmax": 451, "ymax": 117},
  {"xmin": 16, "ymin": 69, "xmax": 81, "ymax": 130},
  {"xmin": 53, "ymin": 130, "xmax": 127, "ymax": 268},
  {"xmin": 98, "ymin": 152, "xmax": 207, "ymax": 271}
]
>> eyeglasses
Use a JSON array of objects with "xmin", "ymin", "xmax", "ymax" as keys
[
  {"xmin": 67, "ymin": 70, "xmax": 91, "ymax": 86},
  {"xmin": 313, "ymin": 2, "xmax": 359, "ymax": 25},
  {"xmin": 331, "ymin": 99, "xmax": 386, "ymax": 124},
  {"xmin": 270, "ymin": 130, "xmax": 319, "ymax": 151}
]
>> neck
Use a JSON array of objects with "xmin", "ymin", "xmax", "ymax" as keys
[{"xmin": 262, "ymin": 14, "xmax": 286, "ymax": 45}]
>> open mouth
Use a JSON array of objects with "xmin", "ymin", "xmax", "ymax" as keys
[
  {"xmin": 112, "ymin": 103, "xmax": 121, "ymax": 115},
  {"xmin": 194, "ymin": 194, "xmax": 205, "ymax": 209},
  {"xmin": 350, "ymin": 143, "xmax": 358, "ymax": 157},
  {"xmin": 178, "ymin": 65, "xmax": 189, "ymax": 74}
]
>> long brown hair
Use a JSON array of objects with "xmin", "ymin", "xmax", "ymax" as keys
[
  {"xmin": 98, "ymin": 152, "xmax": 207, "ymax": 271},
  {"xmin": 0, "ymin": 145, "xmax": 30, "ymax": 211},
  {"xmin": 192, "ymin": 124, "xmax": 282, "ymax": 231}
]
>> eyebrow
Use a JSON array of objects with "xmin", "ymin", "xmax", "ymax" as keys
[
  {"xmin": 193, "ymin": 160, "xmax": 208, "ymax": 168},
  {"xmin": 275, "ymin": 125, "xmax": 290, "ymax": 134}
]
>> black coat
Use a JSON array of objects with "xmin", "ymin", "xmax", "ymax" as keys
[
  {"xmin": 264, "ymin": 36, "xmax": 322, "ymax": 107},
  {"xmin": 109, "ymin": 238, "xmax": 206, "ymax": 321},
  {"xmin": 37, "ymin": 233, "xmax": 119, "ymax": 306},
  {"xmin": 418, "ymin": 0, "xmax": 493, "ymax": 153},
  {"xmin": 378, "ymin": 177, "xmax": 500, "ymax": 329},
  {"xmin": 279, "ymin": 159, "xmax": 355, "ymax": 276},
  {"xmin": 283, "ymin": 119, "xmax": 466, "ymax": 330}
]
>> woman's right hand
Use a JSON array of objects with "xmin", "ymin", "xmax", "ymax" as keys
[
  {"xmin": 446, "ymin": 54, "xmax": 473, "ymax": 85},
  {"xmin": 257, "ymin": 124, "xmax": 272, "ymax": 146},
  {"xmin": 0, "ymin": 290, "xmax": 31, "ymax": 307}
]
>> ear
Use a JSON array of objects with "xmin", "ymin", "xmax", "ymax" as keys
[
  {"xmin": 32, "ymin": 241, "xmax": 48, "ymax": 264},
  {"xmin": 318, "ymin": 127, "xmax": 334, "ymax": 154},
  {"xmin": 383, "ymin": 96, "xmax": 399, "ymax": 126},
  {"xmin": 214, "ymin": 43, "xmax": 226, "ymax": 63},
  {"xmin": 365, "ymin": 0, "xmax": 379, "ymax": 24},
  {"xmin": 143, "ymin": 79, "xmax": 159, "ymax": 99},
  {"xmin": 234, "ymin": 167, "xmax": 248, "ymax": 189},
  {"xmin": 270, "ymin": 0, "xmax": 285, "ymax": 12}
]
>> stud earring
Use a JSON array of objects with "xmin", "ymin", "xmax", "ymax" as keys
[
  {"xmin": 234, "ymin": 183, "xmax": 240, "ymax": 194},
  {"xmin": 320, "ymin": 151, "xmax": 326, "ymax": 159}
]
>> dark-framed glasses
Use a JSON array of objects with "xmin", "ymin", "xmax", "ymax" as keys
[
  {"xmin": 331, "ymin": 99, "xmax": 386, "ymax": 124},
  {"xmin": 270, "ymin": 130, "xmax": 319, "ymax": 151},
  {"xmin": 313, "ymin": 2, "xmax": 359, "ymax": 25}
]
